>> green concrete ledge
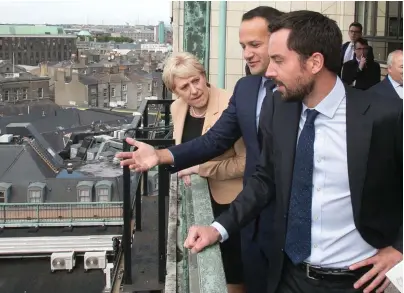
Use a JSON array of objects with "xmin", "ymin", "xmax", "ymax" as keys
[{"xmin": 165, "ymin": 174, "xmax": 227, "ymax": 293}]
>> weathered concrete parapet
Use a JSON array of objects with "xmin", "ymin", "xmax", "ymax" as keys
[{"xmin": 165, "ymin": 174, "xmax": 227, "ymax": 293}]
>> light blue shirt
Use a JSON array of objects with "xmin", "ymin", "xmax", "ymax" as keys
[
  {"xmin": 212, "ymin": 77, "xmax": 377, "ymax": 268},
  {"xmin": 387, "ymin": 75, "xmax": 403, "ymax": 99}
]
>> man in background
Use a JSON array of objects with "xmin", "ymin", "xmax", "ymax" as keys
[{"xmin": 369, "ymin": 50, "xmax": 403, "ymax": 99}]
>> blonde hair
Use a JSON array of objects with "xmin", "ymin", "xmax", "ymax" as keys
[{"xmin": 162, "ymin": 52, "xmax": 206, "ymax": 92}]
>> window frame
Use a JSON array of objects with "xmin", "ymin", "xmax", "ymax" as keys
[
  {"xmin": 28, "ymin": 189, "xmax": 42, "ymax": 203},
  {"xmin": 355, "ymin": 1, "xmax": 403, "ymax": 63},
  {"xmin": 78, "ymin": 189, "xmax": 91, "ymax": 202}
]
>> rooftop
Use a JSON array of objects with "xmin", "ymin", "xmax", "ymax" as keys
[{"xmin": 0, "ymin": 25, "xmax": 76, "ymax": 38}]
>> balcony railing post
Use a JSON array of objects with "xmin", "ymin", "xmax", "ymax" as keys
[
  {"xmin": 122, "ymin": 138, "xmax": 133, "ymax": 285},
  {"xmin": 135, "ymin": 177, "xmax": 142, "ymax": 231},
  {"xmin": 158, "ymin": 164, "xmax": 170, "ymax": 283}
]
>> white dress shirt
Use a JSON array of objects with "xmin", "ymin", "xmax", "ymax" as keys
[
  {"xmin": 388, "ymin": 75, "xmax": 403, "ymax": 99},
  {"xmin": 212, "ymin": 77, "xmax": 378, "ymax": 268},
  {"xmin": 343, "ymin": 43, "xmax": 355, "ymax": 64}
]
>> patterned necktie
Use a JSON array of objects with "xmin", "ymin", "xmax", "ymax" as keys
[
  {"xmin": 257, "ymin": 80, "xmax": 276, "ymax": 149},
  {"xmin": 285, "ymin": 109, "xmax": 319, "ymax": 264}
]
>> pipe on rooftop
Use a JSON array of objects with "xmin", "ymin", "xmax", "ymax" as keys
[{"xmin": 218, "ymin": 0, "xmax": 227, "ymax": 89}]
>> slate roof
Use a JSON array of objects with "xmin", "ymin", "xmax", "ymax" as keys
[{"xmin": 0, "ymin": 107, "xmax": 132, "ymax": 135}]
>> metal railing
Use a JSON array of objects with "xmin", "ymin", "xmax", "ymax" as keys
[
  {"xmin": 0, "ymin": 202, "xmax": 123, "ymax": 228},
  {"xmin": 107, "ymin": 95, "xmax": 175, "ymax": 293}
]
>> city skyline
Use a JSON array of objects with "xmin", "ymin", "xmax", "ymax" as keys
[{"xmin": 0, "ymin": 0, "xmax": 170, "ymax": 26}]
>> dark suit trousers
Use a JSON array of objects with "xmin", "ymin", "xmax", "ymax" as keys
[
  {"xmin": 276, "ymin": 257, "xmax": 382, "ymax": 293},
  {"xmin": 241, "ymin": 230, "xmax": 269, "ymax": 292}
]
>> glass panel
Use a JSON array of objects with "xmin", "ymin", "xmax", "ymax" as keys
[
  {"xmin": 99, "ymin": 195, "xmax": 109, "ymax": 202},
  {"xmin": 365, "ymin": 2, "xmax": 376, "ymax": 36},
  {"xmin": 98, "ymin": 188, "xmax": 109, "ymax": 196},
  {"xmin": 368, "ymin": 40, "xmax": 388, "ymax": 62},
  {"xmin": 387, "ymin": 2, "xmax": 400, "ymax": 37},
  {"xmin": 356, "ymin": 2, "xmax": 366, "ymax": 26},
  {"xmin": 29, "ymin": 190, "xmax": 42, "ymax": 203},
  {"xmin": 79, "ymin": 189, "xmax": 90, "ymax": 202},
  {"xmin": 376, "ymin": 2, "xmax": 387, "ymax": 36}
]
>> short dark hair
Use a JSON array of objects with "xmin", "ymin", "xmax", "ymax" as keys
[
  {"xmin": 269, "ymin": 10, "xmax": 342, "ymax": 75},
  {"xmin": 242, "ymin": 6, "xmax": 284, "ymax": 28},
  {"xmin": 355, "ymin": 37, "xmax": 368, "ymax": 47},
  {"xmin": 349, "ymin": 22, "xmax": 363, "ymax": 32}
]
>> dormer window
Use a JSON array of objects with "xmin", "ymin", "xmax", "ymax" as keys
[
  {"xmin": 95, "ymin": 180, "xmax": 112, "ymax": 202},
  {"xmin": 28, "ymin": 182, "xmax": 46, "ymax": 203},
  {"xmin": 0, "ymin": 183, "xmax": 12, "ymax": 203},
  {"xmin": 77, "ymin": 181, "xmax": 94, "ymax": 203}
]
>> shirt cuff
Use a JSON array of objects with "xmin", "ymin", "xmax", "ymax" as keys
[{"xmin": 211, "ymin": 221, "xmax": 229, "ymax": 243}]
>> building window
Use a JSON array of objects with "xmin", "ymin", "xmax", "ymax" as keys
[
  {"xmin": 123, "ymin": 93, "xmax": 127, "ymax": 102},
  {"xmin": 22, "ymin": 89, "xmax": 28, "ymax": 99},
  {"xmin": 0, "ymin": 191, "xmax": 5, "ymax": 203},
  {"xmin": 3, "ymin": 90, "xmax": 9, "ymax": 101},
  {"xmin": 356, "ymin": 1, "xmax": 403, "ymax": 62},
  {"xmin": 90, "ymin": 87, "xmax": 96, "ymax": 95},
  {"xmin": 153, "ymin": 81, "xmax": 158, "ymax": 87},
  {"xmin": 103, "ymin": 88, "xmax": 107, "ymax": 97},
  {"xmin": 37, "ymin": 88, "xmax": 43, "ymax": 98},
  {"xmin": 78, "ymin": 189, "xmax": 91, "ymax": 202},
  {"xmin": 98, "ymin": 188, "xmax": 109, "ymax": 202},
  {"xmin": 122, "ymin": 84, "xmax": 127, "ymax": 91},
  {"xmin": 111, "ymin": 87, "xmax": 116, "ymax": 97},
  {"xmin": 29, "ymin": 190, "xmax": 42, "ymax": 203},
  {"xmin": 137, "ymin": 92, "xmax": 142, "ymax": 102},
  {"xmin": 137, "ymin": 83, "xmax": 142, "ymax": 90},
  {"xmin": 148, "ymin": 84, "xmax": 152, "ymax": 92}
]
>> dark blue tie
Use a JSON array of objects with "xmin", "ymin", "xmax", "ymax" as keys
[{"xmin": 285, "ymin": 109, "xmax": 319, "ymax": 264}]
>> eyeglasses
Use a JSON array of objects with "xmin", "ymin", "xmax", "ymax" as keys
[{"xmin": 355, "ymin": 47, "xmax": 368, "ymax": 51}]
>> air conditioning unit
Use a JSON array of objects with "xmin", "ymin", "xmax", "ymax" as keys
[
  {"xmin": 51, "ymin": 251, "xmax": 75, "ymax": 272},
  {"xmin": 84, "ymin": 251, "xmax": 107, "ymax": 271}
]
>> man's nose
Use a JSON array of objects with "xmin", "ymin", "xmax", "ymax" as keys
[
  {"xmin": 265, "ymin": 64, "xmax": 277, "ymax": 79},
  {"xmin": 244, "ymin": 49, "xmax": 254, "ymax": 60}
]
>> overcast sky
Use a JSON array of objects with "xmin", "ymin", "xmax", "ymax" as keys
[{"xmin": 0, "ymin": 0, "xmax": 170, "ymax": 25}]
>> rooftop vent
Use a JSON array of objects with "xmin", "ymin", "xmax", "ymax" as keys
[{"xmin": 0, "ymin": 134, "xmax": 13, "ymax": 144}]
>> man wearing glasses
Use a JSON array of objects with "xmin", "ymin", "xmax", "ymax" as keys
[
  {"xmin": 341, "ymin": 22, "xmax": 364, "ymax": 65},
  {"xmin": 341, "ymin": 38, "xmax": 381, "ymax": 90}
]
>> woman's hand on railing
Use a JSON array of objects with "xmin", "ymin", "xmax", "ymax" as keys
[
  {"xmin": 184, "ymin": 225, "xmax": 221, "ymax": 254},
  {"xmin": 178, "ymin": 165, "xmax": 200, "ymax": 187}
]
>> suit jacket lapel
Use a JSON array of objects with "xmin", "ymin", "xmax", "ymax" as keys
[
  {"xmin": 202, "ymin": 86, "xmax": 220, "ymax": 134},
  {"xmin": 346, "ymin": 86, "xmax": 372, "ymax": 221},
  {"xmin": 277, "ymin": 101, "xmax": 301, "ymax": 212},
  {"xmin": 247, "ymin": 77, "xmax": 264, "ymax": 141},
  {"xmin": 173, "ymin": 100, "xmax": 188, "ymax": 145}
]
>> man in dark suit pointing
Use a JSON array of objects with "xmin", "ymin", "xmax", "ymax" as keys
[{"xmin": 184, "ymin": 11, "xmax": 403, "ymax": 293}]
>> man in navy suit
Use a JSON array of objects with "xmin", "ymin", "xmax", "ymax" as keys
[
  {"xmin": 117, "ymin": 6, "xmax": 283, "ymax": 293},
  {"xmin": 369, "ymin": 50, "xmax": 403, "ymax": 99}
]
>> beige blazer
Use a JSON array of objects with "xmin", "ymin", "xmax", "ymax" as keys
[{"xmin": 171, "ymin": 85, "xmax": 246, "ymax": 204}]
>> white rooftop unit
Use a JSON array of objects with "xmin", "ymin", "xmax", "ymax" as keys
[
  {"xmin": 0, "ymin": 235, "xmax": 120, "ymax": 256},
  {"xmin": 51, "ymin": 251, "xmax": 76, "ymax": 272},
  {"xmin": 84, "ymin": 251, "xmax": 107, "ymax": 271},
  {"xmin": 0, "ymin": 134, "xmax": 13, "ymax": 144}
]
